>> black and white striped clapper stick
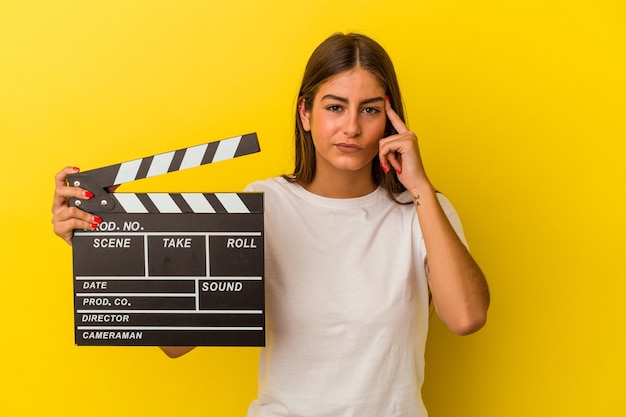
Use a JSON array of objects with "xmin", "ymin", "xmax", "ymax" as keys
[{"xmin": 68, "ymin": 133, "xmax": 265, "ymax": 347}]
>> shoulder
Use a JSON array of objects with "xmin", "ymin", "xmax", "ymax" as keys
[
  {"xmin": 396, "ymin": 189, "xmax": 467, "ymax": 245},
  {"xmin": 435, "ymin": 192, "xmax": 468, "ymax": 247},
  {"xmin": 435, "ymin": 192, "xmax": 457, "ymax": 215},
  {"xmin": 244, "ymin": 176, "xmax": 292, "ymax": 193},
  {"xmin": 243, "ymin": 177, "xmax": 304, "ymax": 205}
]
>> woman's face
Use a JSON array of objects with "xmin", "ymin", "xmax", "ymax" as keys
[{"xmin": 299, "ymin": 68, "xmax": 387, "ymax": 177}]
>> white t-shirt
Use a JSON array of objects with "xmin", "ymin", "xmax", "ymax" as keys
[{"xmin": 244, "ymin": 177, "xmax": 466, "ymax": 417}]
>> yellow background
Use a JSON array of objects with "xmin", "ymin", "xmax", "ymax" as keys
[{"xmin": 1, "ymin": 1, "xmax": 625, "ymax": 416}]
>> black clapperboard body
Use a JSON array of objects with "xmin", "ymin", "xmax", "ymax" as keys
[{"xmin": 68, "ymin": 133, "xmax": 264, "ymax": 346}]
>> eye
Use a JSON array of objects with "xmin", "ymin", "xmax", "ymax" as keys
[
  {"xmin": 326, "ymin": 105, "xmax": 343, "ymax": 113},
  {"xmin": 362, "ymin": 107, "xmax": 381, "ymax": 115}
]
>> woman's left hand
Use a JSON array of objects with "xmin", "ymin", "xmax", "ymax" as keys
[{"xmin": 378, "ymin": 98, "xmax": 431, "ymax": 194}]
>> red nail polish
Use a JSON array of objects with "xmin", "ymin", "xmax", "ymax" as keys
[
  {"xmin": 385, "ymin": 95, "xmax": 390, "ymax": 102},
  {"xmin": 90, "ymin": 223, "xmax": 98, "ymax": 229},
  {"xmin": 84, "ymin": 191, "xmax": 94, "ymax": 198},
  {"xmin": 72, "ymin": 167, "xmax": 80, "ymax": 171},
  {"xmin": 93, "ymin": 216, "xmax": 103, "ymax": 224},
  {"xmin": 395, "ymin": 167, "xmax": 401, "ymax": 174}
]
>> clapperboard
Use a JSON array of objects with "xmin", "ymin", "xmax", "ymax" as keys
[{"xmin": 68, "ymin": 133, "xmax": 264, "ymax": 346}]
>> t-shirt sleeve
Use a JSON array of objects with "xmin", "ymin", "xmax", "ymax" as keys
[
  {"xmin": 243, "ymin": 181, "xmax": 263, "ymax": 193},
  {"xmin": 436, "ymin": 193, "xmax": 468, "ymax": 248},
  {"xmin": 417, "ymin": 193, "xmax": 469, "ymax": 263},
  {"xmin": 415, "ymin": 193, "xmax": 469, "ymax": 267}
]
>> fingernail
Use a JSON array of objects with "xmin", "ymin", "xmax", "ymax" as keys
[
  {"xmin": 395, "ymin": 167, "xmax": 401, "ymax": 175},
  {"xmin": 385, "ymin": 95, "xmax": 390, "ymax": 102},
  {"xmin": 93, "ymin": 216, "xmax": 103, "ymax": 224},
  {"xmin": 72, "ymin": 167, "xmax": 80, "ymax": 171},
  {"xmin": 83, "ymin": 191, "xmax": 94, "ymax": 198},
  {"xmin": 90, "ymin": 223, "xmax": 98, "ymax": 229}
]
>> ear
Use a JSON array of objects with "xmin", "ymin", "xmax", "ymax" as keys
[{"xmin": 298, "ymin": 98, "xmax": 311, "ymax": 132}]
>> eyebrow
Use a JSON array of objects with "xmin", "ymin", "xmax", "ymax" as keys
[{"xmin": 320, "ymin": 94, "xmax": 385, "ymax": 105}]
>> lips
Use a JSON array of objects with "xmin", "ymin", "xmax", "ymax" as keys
[{"xmin": 335, "ymin": 143, "xmax": 362, "ymax": 153}]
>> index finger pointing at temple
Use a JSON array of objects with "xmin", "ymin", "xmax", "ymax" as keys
[{"xmin": 385, "ymin": 98, "xmax": 408, "ymax": 134}]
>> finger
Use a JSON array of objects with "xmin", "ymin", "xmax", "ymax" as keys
[
  {"xmin": 52, "ymin": 206, "xmax": 101, "ymax": 225},
  {"xmin": 53, "ymin": 217, "xmax": 99, "ymax": 245},
  {"xmin": 385, "ymin": 151, "xmax": 402, "ymax": 175},
  {"xmin": 379, "ymin": 140, "xmax": 403, "ymax": 175},
  {"xmin": 54, "ymin": 166, "xmax": 79, "ymax": 189},
  {"xmin": 385, "ymin": 98, "xmax": 409, "ymax": 134},
  {"xmin": 53, "ymin": 217, "xmax": 97, "ymax": 234},
  {"xmin": 378, "ymin": 142, "xmax": 390, "ymax": 174},
  {"xmin": 52, "ymin": 186, "xmax": 94, "ymax": 214},
  {"xmin": 52, "ymin": 204, "xmax": 103, "ymax": 243},
  {"xmin": 52, "ymin": 167, "xmax": 93, "ymax": 214},
  {"xmin": 378, "ymin": 133, "xmax": 400, "ymax": 174},
  {"xmin": 379, "ymin": 130, "xmax": 420, "ymax": 176}
]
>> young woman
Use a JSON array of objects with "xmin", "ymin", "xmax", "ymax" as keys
[{"xmin": 52, "ymin": 33, "xmax": 490, "ymax": 417}]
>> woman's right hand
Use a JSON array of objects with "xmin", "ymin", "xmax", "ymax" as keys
[
  {"xmin": 159, "ymin": 346, "xmax": 196, "ymax": 358},
  {"xmin": 51, "ymin": 166, "xmax": 103, "ymax": 246}
]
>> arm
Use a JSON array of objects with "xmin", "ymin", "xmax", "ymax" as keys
[
  {"xmin": 411, "ymin": 184, "xmax": 489, "ymax": 334},
  {"xmin": 379, "ymin": 99, "xmax": 490, "ymax": 335}
]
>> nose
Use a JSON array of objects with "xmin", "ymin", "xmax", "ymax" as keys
[{"xmin": 343, "ymin": 111, "xmax": 361, "ymax": 137}]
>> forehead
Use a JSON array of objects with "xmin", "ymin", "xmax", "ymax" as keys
[{"xmin": 316, "ymin": 68, "xmax": 385, "ymax": 99}]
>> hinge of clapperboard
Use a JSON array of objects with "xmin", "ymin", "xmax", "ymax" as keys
[{"xmin": 67, "ymin": 133, "xmax": 260, "ymax": 214}]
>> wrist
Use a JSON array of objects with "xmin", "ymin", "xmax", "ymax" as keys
[
  {"xmin": 407, "ymin": 181, "xmax": 435, "ymax": 207},
  {"xmin": 407, "ymin": 180, "xmax": 435, "ymax": 200}
]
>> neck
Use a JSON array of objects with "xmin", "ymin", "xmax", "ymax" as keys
[{"xmin": 305, "ymin": 164, "xmax": 377, "ymax": 198}]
